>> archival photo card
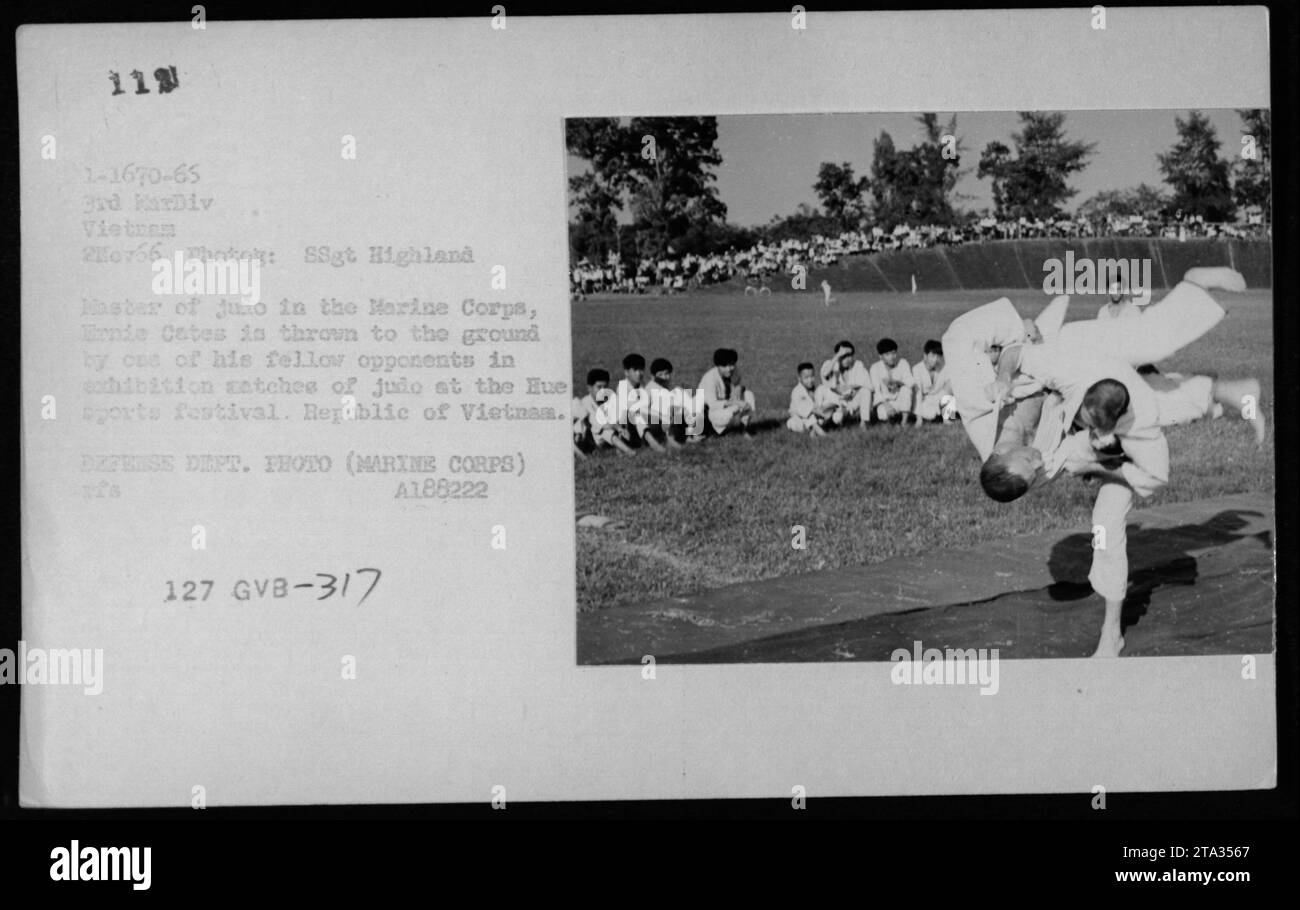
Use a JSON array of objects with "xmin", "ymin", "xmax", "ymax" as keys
[{"xmin": 16, "ymin": 8, "xmax": 1275, "ymax": 808}]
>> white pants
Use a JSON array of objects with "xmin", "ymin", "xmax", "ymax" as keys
[
  {"xmin": 916, "ymin": 394, "xmax": 942, "ymax": 421},
  {"xmin": 1087, "ymin": 482, "xmax": 1132, "ymax": 603},
  {"xmin": 1057, "ymin": 281, "xmax": 1225, "ymax": 367},
  {"xmin": 838, "ymin": 386, "xmax": 872, "ymax": 419},
  {"xmin": 708, "ymin": 390, "xmax": 756, "ymax": 434},
  {"xmin": 787, "ymin": 407, "xmax": 845, "ymax": 432},
  {"xmin": 1065, "ymin": 372, "xmax": 1216, "ymax": 603},
  {"xmin": 1147, "ymin": 373, "xmax": 1214, "ymax": 425},
  {"xmin": 874, "ymin": 387, "xmax": 914, "ymax": 419},
  {"xmin": 916, "ymin": 392, "xmax": 956, "ymax": 421}
]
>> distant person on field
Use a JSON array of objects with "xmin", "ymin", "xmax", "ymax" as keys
[{"xmin": 1098, "ymin": 281, "xmax": 1141, "ymax": 321}]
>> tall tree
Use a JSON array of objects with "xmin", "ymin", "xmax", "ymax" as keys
[
  {"xmin": 1157, "ymin": 110, "xmax": 1234, "ymax": 221},
  {"xmin": 625, "ymin": 116, "xmax": 727, "ymax": 258},
  {"xmin": 914, "ymin": 113, "xmax": 968, "ymax": 218},
  {"xmin": 978, "ymin": 140, "xmax": 1012, "ymax": 217},
  {"xmin": 813, "ymin": 162, "xmax": 870, "ymax": 230},
  {"xmin": 977, "ymin": 112, "xmax": 1095, "ymax": 220},
  {"xmin": 566, "ymin": 116, "xmax": 728, "ymax": 260},
  {"xmin": 565, "ymin": 118, "xmax": 634, "ymax": 262},
  {"xmin": 869, "ymin": 131, "xmax": 903, "ymax": 228},
  {"xmin": 867, "ymin": 115, "xmax": 965, "ymax": 230},
  {"xmin": 1232, "ymin": 108, "xmax": 1270, "ymax": 220}
]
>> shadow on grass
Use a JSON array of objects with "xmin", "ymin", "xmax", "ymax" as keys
[
  {"xmin": 1045, "ymin": 508, "xmax": 1270, "ymax": 637},
  {"xmin": 585, "ymin": 506, "xmax": 1273, "ymax": 663}
]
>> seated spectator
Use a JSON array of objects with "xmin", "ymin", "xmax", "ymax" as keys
[
  {"xmin": 913, "ymin": 340, "xmax": 954, "ymax": 422},
  {"xmin": 694, "ymin": 348, "xmax": 756, "ymax": 440},
  {"xmin": 573, "ymin": 368, "xmax": 634, "ymax": 457},
  {"xmin": 820, "ymin": 340, "xmax": 873, "ymax": 427},
  {"xmin": 869, "ymin": 338, "xmax": 917, "ymax": 424},
  {"xmin": 787, "ymin": 361, "xmax": 847, "ymax": 436},
  {"xmin": 616, "ymin": 353, "xmax": 665, "ymax": 452},
  {"xmin": 645, "ymin": 357, "xmax": 687, "ymax": 448}
]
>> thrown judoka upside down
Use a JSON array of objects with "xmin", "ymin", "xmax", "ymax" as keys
[{"xmin": 941, "ymin": 267, "xmax": 1265, "ymax": 657}]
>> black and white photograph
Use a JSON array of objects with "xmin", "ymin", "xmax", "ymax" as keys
[
  {"xmin": 571, "ymin": 110, "xmax": 1274, "ymax": 668},
  {"xmin": 4, "ymin": 2, "xmax": 1292, "ymax": 885}
]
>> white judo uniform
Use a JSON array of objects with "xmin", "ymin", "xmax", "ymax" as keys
[
  {"xmin": 913, "ymin": 361, "xmax": 953, "ymax": 421},
  {"xmin": 869, "ymin": 358, "xmax": 916, "ymax": 418},
  {"xmin": 997, "ymin": 366, "xmax": 1165, "ymax": 604},
  {"xmin": 615, "ymin": 378, "xmax": 653, "ymax": 437},
  {"xmin": 1048, "ymin": 280, "xmax": 1225, "ymax": 368},
  {"xmin": 946, "ymin": 280, "xmax": 1228, "ymax": 603},
  {"xmin": 819, "ymin": 357, "xmax": 873, "ymax": 418},
  {"xmin": 573, "ymin": 391, "xmax": 620, "ymax": 446},
  {"xmin": 787, "ymin": 382, "xmax": 846, "ymax": 432},
  {"xmin": 945, "ymin": 281, "xmax": 1225, "ymax": 459},
  {"xmin": 697, "ymin": 366, "xmax": 756, "ymax": 435},
  {"xmin": 644, "ymin": 378, "xmax": 702, "ymax": 438},
  {"xmin": 1143, "ymin": 372, "xmax": 1220, "ymax": 424},
  {"xmin": 1000, "ymin": 281, "xmax": 1227, "ymax": 601},
  {"xmin": 940, "ymin": 296, "xmax": 1045, "ymax": 459}
]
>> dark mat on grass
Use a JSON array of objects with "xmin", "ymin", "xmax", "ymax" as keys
[{"xmin": 578, "ymin": 492, "xmax": 1274, "ymax": 663}]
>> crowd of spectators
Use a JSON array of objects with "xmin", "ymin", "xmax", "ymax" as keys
[{"xmin": 569, "ymin": 209, "xmax": 1270, "ymax": 296}]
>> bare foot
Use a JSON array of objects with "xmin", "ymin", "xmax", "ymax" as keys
[
  {"xmin": 1217, "ymin": 378, "xmax": 1266, "ymax": 446},
  {"xmin": 1091, "ymin": 635, "xmax": 1125, "ymax": 658}
]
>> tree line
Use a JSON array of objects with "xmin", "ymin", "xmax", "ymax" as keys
[{"xmin": 567, "ymin": 110, "xmax": 1270, "ymax": 265}]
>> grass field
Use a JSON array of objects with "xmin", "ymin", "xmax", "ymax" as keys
[{"xmin": 572, "ymin": 288, "xmax": 1275, "ymax": 612}]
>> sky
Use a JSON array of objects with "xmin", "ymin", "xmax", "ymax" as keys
[{"xmin": 569, "ymin": 109, "xmax": 1255, "ymax": 227}]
